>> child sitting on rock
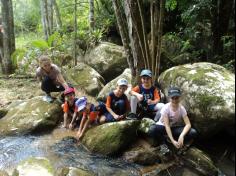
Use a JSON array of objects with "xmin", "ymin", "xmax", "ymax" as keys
[
  {"xmin": 74, "ymin": 96, "xmax": 104, "ymax": 140},
  {"xmin": 128, "ymin": 69, "xmax": 164, "ymax": 120},
  {"xmin": 99, "ymin": 78, "xmax": 130, "ymax": 124},
  {"xmin": 148, "ymin": 87, "xmax": 198, "ymax": 153},
  {"xmin": 61, "ymin": 87, "xmax": 79, "ymax": 129}
]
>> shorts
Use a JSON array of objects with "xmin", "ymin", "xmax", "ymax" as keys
[{"xmin": 104, "ymin": 112, "xmax": 116, "ymax": 122}]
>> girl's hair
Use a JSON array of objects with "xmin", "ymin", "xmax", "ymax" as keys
[{"xmin": 38, "ymin": 55, "xmax": 51, "ymax": 66}]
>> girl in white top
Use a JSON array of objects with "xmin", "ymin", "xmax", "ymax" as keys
[{"xmin": 149, "ymin": 87, "xmax": 197, "ymax": 149}]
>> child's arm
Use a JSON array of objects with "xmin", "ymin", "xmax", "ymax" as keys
[
  {"xmin": 130, "ymin": 86, "xmax": 143, "ymax": 101},
  {"xmin": 147, "ymin": 88, "xmax": 160, "ymax": 105},
  {"xmin": 178, "ymin": 115, "xmax": 191, "ymax": 147},
  {"xmin": 63, "ymin": 112, "xmax": 68, "ymax": 128},
  {"xmin": 164, "ymin": 115, "xmax": 180, "ymax": 149},
  {"xmin": 69, "ymin": 112, "xmax": 77, "ymax": 129},
  {"xmin": 77, "ymin": 114, "xmax": 87, "ymax": 135},
  {"xmin": 78, "ymin": 118, "xmax": 90, "ymax": 139}
]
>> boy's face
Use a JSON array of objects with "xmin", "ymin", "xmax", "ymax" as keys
[
  {"xmin": 41, "ymin": 61, "xmax": 51, "ymax": 72},
  {"xmin": 141, "ymin": 76, "xmax": 152, "ymax": 85},
  {"xmin": 117, "ymin": 85, "xmax": 127, "ymax": 95}
]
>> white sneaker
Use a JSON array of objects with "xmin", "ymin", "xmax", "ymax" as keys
[{"xmin": 43, "ymin": 95, "xmax": 53, "ymax": 103}]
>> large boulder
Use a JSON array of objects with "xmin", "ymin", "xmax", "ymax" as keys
[
  {"xmin": 83, "ymin": 42, "xmax": 128, "ymax": 82},
  {"xmin": 0, "ymin": 97, "xmax": 62, "ymax": 136},
  {"xmin": 97, "ymin": 68, "xmax": 132, "ymax": 101},
  {"xmin": 158, "ymin": 62, "xmax": 235, "ymax": 137},
  {"xmin": 81, "ymin": 120, "xmax": 140, "ymax": 156},
  {"xmin": 63, "ymin": 63, "xmax": 105, "ymax": 96},
  {"xmin": 12, "ymin": 157, "xmax": 54, "ymax": 176}
]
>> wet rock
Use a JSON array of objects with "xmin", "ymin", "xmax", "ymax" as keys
[
  {"xmin": 122, "ymin": 146, "xmax": 160, "ymax": 165},
  {"xmin": 56, "ymin": 167, "xmax": 95, "ymax": 176},
  {"xmin": 97, "ymin": 68, "xmax": 131, "ymax": 101},
  {"xmin": 181, "ymin": 147, "xmax": 219, "ymax": 176},
  {"xmin": 159, "ymin": 62, "xmax": 235, "ymax": 137},
  {"xmin": 0, "ymin": 96, "xmax": 62, "ymax": 136},
  {"xmin": 0, "ymin": 170, "xmax": 9, "ymax": 176},
  {"xmin": 14, "ymin": 157, "xmax": 54, "ymax": 176},
  {"xmin": 82, "ymin": 120, "xmax": 140, "ymax": 155},
  {"xmin": 83, "ymin": 42, "xmax": 128, "ymax": 82},
  {"xmin": 63, "ymin": 63, "xmax": 105, "ymax": 96}
]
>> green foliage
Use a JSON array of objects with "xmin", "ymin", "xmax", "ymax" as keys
[{"xmin": 165, "ymin": 0, "xmax": 177, "ymax": 11}]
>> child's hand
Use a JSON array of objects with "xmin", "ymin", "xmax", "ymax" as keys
[
  {"xmin": 137, "ymin": 94, "xmax": 143, "ymax": 101},
  {"xmin": 69, "ymin": 123, "xmax": 73, "ymax": 129},
  {"xmin": 147, "ymin": 99, "xmax": 153, "ymax": 105}
]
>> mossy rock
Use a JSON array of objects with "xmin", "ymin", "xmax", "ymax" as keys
[
  {"xmin": 181, "ymin": 147, "xmax": 219, "ymax": 176},
  {"xmin": 0, "ymin": 96, "xmax": 62, "ymax": 136},
  {"xmin": 63, "ymin": 63, "xmax": 105, "ymax": 96},
  {"xmin": 138, "ymin": 118, "xmax": 156, "ymax": 135},
  {"xmin": 97, "ymin": 68, "xmax": 131, "ymax": 101},
  {"xmin": 83, "ymin": 42, "xmax": 128, "ymax": 82},
  {"xmin": 14, "ymin": 157, "xmax": 54, "ymax": 176},
  {"xmin": 82, "ymin": 120, "xmax": 140, "ymax": 156},
  {"xmin": 158, "ymin": 62, "xmax": 235, "ymax": 137}
]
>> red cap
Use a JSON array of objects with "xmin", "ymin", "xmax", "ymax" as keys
[{"xmin": 64, "ymin": 87, "xmax": 75, "ymax": 95}]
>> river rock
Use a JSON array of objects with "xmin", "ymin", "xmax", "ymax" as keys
[
  {"xmin": 158, "ymin": 62, "xmax": 235, "ymax": 137},
  {"xmin": 63, "ymin": 63, "xmax": 105, "ymax": 96},
  {"xmin": 83, "ymin": 42, "xmax": 128, "ymax": 82},
  {"xmin": 96, "ymin": 68, "xmax": 132, "ymax": 101},
  {"xmin": 122, "ymin": 139, "xmax": 161, "ymax": 165},
  {"xmin": 0, "ymin": 96, "xmax": 62, "ymax": 136},
  {"xmin": 13, "ymin": 157, "xmax": 54, "ymax": 176},
  {"xmin": 56, "ymin": 167, "xmax": 95, "ymax": 176},
  {"xmin": 181, "ymin": 147, "xmax": 219, "ymax": 176},
  {"xmin": 82, "ymin": 120, "xmax": 140, "ymax": 155},
  {"xmin": 0, "ymin": 170, "xmax": 9, "ymax": 176}
]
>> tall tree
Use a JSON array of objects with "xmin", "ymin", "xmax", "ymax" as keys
[
  {"xmin": 1, "ymin": 0, "xmax": 15, "ymax": 74},
  {"xmin": 52, "ymin": 0, "xmax": 62, "ymax": 30},
  {"xmin": 40, "ymin": 0, "xmax": 53, "ymax": 40},
  {"xmin": 113, "ymin": 0, "xmax": 165, "ymax": 84},
  {"xmin": 89, "ymin": 0, "xmax": 95, "ymax": 31}
]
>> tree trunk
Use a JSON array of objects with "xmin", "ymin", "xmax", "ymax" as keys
[
  {"xmin": 89, "ymin": 0, "xmax": 95, "ymax": 31},
  {"xmin": 74, "ymin": 0, "xmax": 78, "ymax": 66},
  {"xmin": 48, "ymin": 0, "xmax": 54, "ymax": 34},
  {"xmin": 112, "ymin": 0, "xmax": 136, "ymax": 80},
  {"xmin": 1, "ymin": 0, "xmax": 15, "ymax": 74},
  {"xmin": 40, "ymin": 0, "xmax": 53, "ymax": 40},
  {"xmin": 124, "ymin": 0, "xmax": 145, "ymax": 84},
  {"xmin": 211, "ymin": 0, "xmax": 234, "ymax": 57},
  {"xmin": 40, "ymin": 0, "xmax": 49, "ymax": 40},
  {"xmin": 52, "ymin": 0, "xmax": 62, "ymax": 30}
]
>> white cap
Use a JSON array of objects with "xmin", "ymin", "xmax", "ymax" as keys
[{"xmin": 117, "ymin": 78, "xmax": 128, "ymax": 86}]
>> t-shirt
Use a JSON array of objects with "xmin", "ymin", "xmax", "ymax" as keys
[
  {"xmin": 75, "ymin": 104, "xmax": 99, "ymax": 122},
  {"xmin": 156, "ymin": 103, "xmax": 187, "ymax": 127},
  {"xmin": 63, "ymin": 98, "xmax": 78, "ymax": 114},
  {"xmin": 36, "ymin": 64, "xmax": 61, "ymax": 85},
  {"xmin": 106, "ymin": 91, "xmax": 130, "ymax": 115},
  {"xmin": 132, "ymin": 84, "xmax": 160, "ymax": 102}
]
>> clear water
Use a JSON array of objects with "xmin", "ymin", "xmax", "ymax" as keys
[{"xmin": 0, "ymin": 128, "xmax": 140, "ymax": 175}]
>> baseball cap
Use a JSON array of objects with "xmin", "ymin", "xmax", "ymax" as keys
[
  {"xmin": 64, "ymin": 87, "xmax": 75, "ymax": 95},
  {"xmin": 168, "ymin": 87, "xmax": 181, "ymax": 97},
  {"xmin": 140, "ymin": 69, "xmax": 152, "ymax": 77},
  {"xmin": 117, "ymin": 78, "xmax": 128, "ymax": 86},
  {"xmin": 75, "ymin": 96, "xmax": 87, "ymax": 112}
]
